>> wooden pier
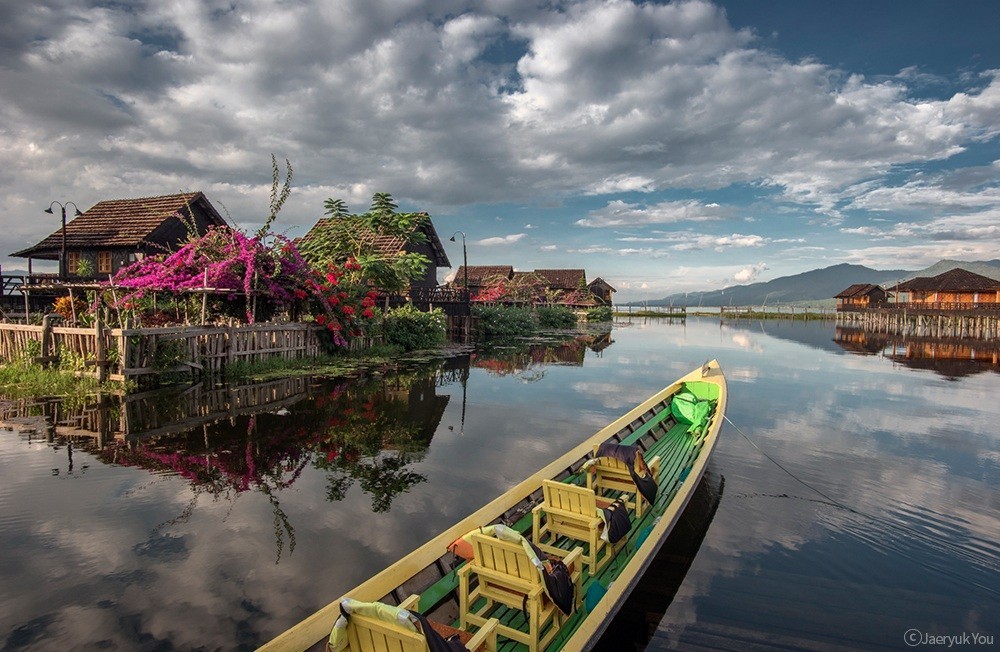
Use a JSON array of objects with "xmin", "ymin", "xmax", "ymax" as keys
[{"xmin": 836, "ymin": 306, "xmax": 1000, "ymax": 339}]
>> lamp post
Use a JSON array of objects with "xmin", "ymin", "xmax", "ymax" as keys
[
  {"xmin": 449, "ymin": 231, "xmax": 468, "ymax": 299},
  {"xmin": 44, "ymin": 201, "xmax": 83, "ymax": 281}
]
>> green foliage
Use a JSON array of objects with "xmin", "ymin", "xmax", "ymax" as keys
[
  {"xmin": 473, "ymin": 305, "xmax": 537, "ymax": 341},
  {"xmin": 58, "ymin": 346, "xmax": 90, "ymax": 372},
  {"xmin": 536, "ymin": 305, "xmax": 577, "ymax": 329},
  {"xmin": 153, "ymin": 339, "xmax": 189, "ymax": 371},
  {"xmin": 0, "ymin": 364, "xmax": 102, "ymax": 398},
  {"xmin": 298, "ymin": 192, "xmax": 432, "ymax": 294},
  {"xmin": 76, "ymin": 257, "xmax": 95, "ymax": 277},
  {"xmin": 586, "ymin": 306, "xmax": 613, "ymax": 322},
  {"xmin": 382, "ymin": 304, "xmax": 446, "ymax": 351},
  {"xmin": 257, "ymin": 155, "xmax": 293, "ymax": 238},
  {"xmin": 13, "ymin": 339, "xmax": 41, "ymax": 367},
  {"xmin": 324, "ymin": 198, "xmax": 349, "ymax": 219}
]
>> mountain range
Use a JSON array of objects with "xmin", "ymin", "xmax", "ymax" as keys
[{"xmin": 638, "ymin": 259, "xmax": 1000, "ymax": 307}]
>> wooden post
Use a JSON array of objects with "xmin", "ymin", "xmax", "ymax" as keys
[
  {"xmin": 252, "ymin": 271, "xmax": 258, "ymax": 323},
  {"xmin": 95, "ymin": 316, "xmax": 106, "ymax": 382},
  {"xmin": 108, "ymin": 275, "xmax": 124, "ymax": 329},
  {"xmin": 68, "ymin": 287, "xmax": 78, "ymax": 323},
  {"xmin": 38, "ymin": 313, "xmax": 60, "ymax": 367}
]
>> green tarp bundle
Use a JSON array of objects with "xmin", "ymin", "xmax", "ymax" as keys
[{"xmin": 671, "ymin": 383, "xmax": 716, "ymax": 435}]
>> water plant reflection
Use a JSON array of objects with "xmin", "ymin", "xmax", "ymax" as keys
[
  {"xmin": 310, "ymin": 374, "xmax": 445, "ymax": 512},
  {"xmin": 100, "ymin": 414, "xmax": 307, "ymax": 561}
]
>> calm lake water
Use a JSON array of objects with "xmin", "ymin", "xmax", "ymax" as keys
[{"xmin": 1, "ymin": 317, "xmax": 997, "ymax": 651}]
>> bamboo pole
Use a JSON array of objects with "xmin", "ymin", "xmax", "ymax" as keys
[{"xmin": 201, "ymin": 270, "xmax": 208, "ymax": 325}]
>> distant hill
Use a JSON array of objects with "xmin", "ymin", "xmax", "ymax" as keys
[
  {"xmin": 639, "ymin": 260, "xmax": 1000, "ymax": 307},
  {"xmin": 902, "ymin": 259, "xmax": 1000, "ymax": 281}
]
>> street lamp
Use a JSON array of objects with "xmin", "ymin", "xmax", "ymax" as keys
[
  {"xmin": 44, "ymin": 201, "xmax": 83, "ymax": 280},
  {"xmin": 761, "ymin": 291, "xmax": 773, "ymax": 312},
  {"xmin": 449, "ymin": 231, "xmax": 468, "ymax": 299}
]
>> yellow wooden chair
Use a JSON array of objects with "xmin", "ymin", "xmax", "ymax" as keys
[
  {"xmin": 585, "ymin": 446, "xmax": 661, "ymax": 518},
  {"xmin": 330, "ymin": 595, "xmax": 499, "ymax": 652},
  {"xmin": 532, "ymin": 479, "xmax": 612, "ymax": 574},
  {"xmin": 458, "ymin": 531, "xmax": 582, "ymax": 652}
]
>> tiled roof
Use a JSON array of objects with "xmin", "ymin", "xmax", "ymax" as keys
[
  {"xmin": 894, "ymin": 268, "xmax": 1000, "ymax": 292},
  {"xmin": 534, "ymin": 269, "xmax": 586, "ymax": 290},
  {"xmin": 835, "ymin": 283, "xmax": 882, "ymax": 299},
  {"xmin": 12, "ymin": 192, "xmax": 226, "ymax": 259},
  {"xmin": 453, "ymin": 265, "xmax": 514, "ymax": 286},
  {"xmin": 299, "ymin": 213, "xmax": 450, "ymax": 267}
]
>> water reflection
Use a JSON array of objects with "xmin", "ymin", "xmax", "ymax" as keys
[
  {"xmin": 2, "ymin": 320, "xmax": 997, "ymax": 651},
  {"xmin": 596, "ymin": 469, "xmax": 724, "ymax": 651},
  {"xmin": 471, "ymin": 328, "xmax": 614, "ymax": 378},
  {"xmin": 1, "ymin": 371, "xmax": 459, "ymax": 572},
  {"xmin": 835, "ymin": 326, "xmax": 1000, "ymax": 378}
]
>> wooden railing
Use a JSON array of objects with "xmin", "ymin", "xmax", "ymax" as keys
[
  {"xmin": 837, "ymin": 302, "xmax": 1000, "ymax": 313},
  {"xmin": 378, "ymin": 286, "xmax": 471, "ymax": 317}
]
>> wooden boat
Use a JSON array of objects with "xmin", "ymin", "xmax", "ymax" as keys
[{"xmin": 259, "ymin": 360, "xmax": 727, "ymax": 652}]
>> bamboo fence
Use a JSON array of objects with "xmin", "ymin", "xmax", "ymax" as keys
[{"xmin": 0, "ymin": 321, "xmax": 324, "ymax": 385}]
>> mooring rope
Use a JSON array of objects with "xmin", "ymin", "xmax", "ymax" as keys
[
  {"xmin": 722, "ymin": 414, "xmax": 1000, "ymax": 595},
  {"xmin": 723, "ymin": 415, "xmax": 850, "ymax": 513}
]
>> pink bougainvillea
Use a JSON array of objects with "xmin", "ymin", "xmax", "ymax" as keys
[
  {"xmin": 109, "ymin": 230, "xmax": 378, "ymax": 347},
  {"xmin": 111, "ymin": 227, "xmax": 313, "ymax": 322}
]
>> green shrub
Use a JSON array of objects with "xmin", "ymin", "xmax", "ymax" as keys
[
  {"xmin": 383, "ymin": 304, "xmax": 446, "ymax": 351},
  {"xmin": 473, "ymin": 305, "xmax": 537, "ymax": 342},
  {"xmin": 586, "ymin": 306, "xmax": 613, "ymax": 322},
  {"xmin": 536, "ymin": 305, "xmax": 577, "ymax": 329}
]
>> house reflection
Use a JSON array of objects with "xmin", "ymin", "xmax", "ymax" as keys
[
  {"xmin": 834, "ymin": 326, "xmax": 1000, "ymax": 378},
  {"xmin": 0, "ymin": 368, "xmax": 454, "ymax": 519},
  {"xmin": 472, "ymin": 330, "xmax": 615, "ymax": 377}
]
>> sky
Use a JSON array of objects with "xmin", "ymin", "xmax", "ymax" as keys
[{"xmin": 1, "ymin": 0, "xmax": 998, "ymax": 302}]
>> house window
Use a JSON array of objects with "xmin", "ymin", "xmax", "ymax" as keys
[
  {"xmin": 67, "ymin": 252, "xmax": 80, "ymax": 275},
  {"xmin": 98, "ymin": 251, "xmax": 112, "ymax": 274}
]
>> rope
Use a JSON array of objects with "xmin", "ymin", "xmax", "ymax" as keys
[
  {"xmin": 723, "ymin": 414, "xmax": 1000, "ymax": 596},
  {"xmin": 723, "ymin": 415, "xmax": 852, "ymax": 513}
]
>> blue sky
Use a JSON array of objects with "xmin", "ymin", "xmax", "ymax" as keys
[{"xmin": 1, "ymin": 0, "xmax": 998, "ymax": 301}]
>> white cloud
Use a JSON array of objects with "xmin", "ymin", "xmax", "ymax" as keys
[
  {"xmin": 585, "ymin": 175, "xmax": 657, "ymax": 194},
  {"xmin": 733, "ymin": 262, "xmax": 768, "ymax": 283},
  {"xmin": 577, "ymin": 199, "xmax": 730, "ymax": 227},
  {"xmin": 475, "ymin": 233, "xmax": 526, "ymax": 246},
  {"xmin": 618, "ymin": 231, "xmax": 767, "ymax": 251}
]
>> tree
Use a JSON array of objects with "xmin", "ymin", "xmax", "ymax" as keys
[{"xmin": 298, "ymin": 193, "xmax": 432, "ymax": 295}]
